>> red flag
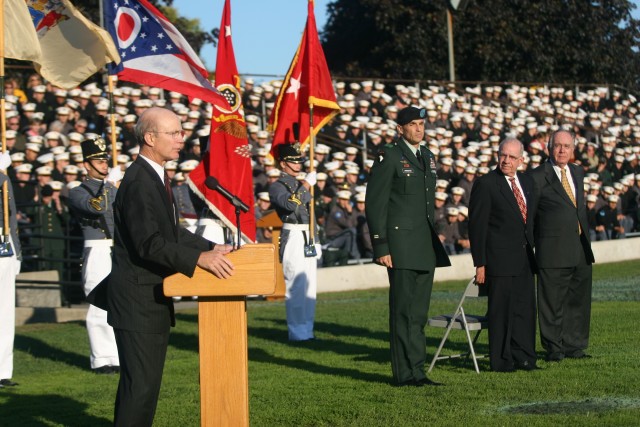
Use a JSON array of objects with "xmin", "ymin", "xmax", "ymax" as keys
[
  {"xmin": 104, "ymin": 0, "xmax": 229, "ymax": 109},
  {"xmin": 268, "ymin": 0, "xmax": 339, "ymax": 157},
  {"xmin": 187, "ymin": 0, "xmax": 256, "ymax": 243}
]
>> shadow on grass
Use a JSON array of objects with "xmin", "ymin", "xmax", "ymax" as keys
[
  {"xmin": 249, "ymin": 347, "xmax": 390, "ymax": 385},
  {"xmin": 14, "ymin": 334, "xmax": 88, "ymax": 370},
  {"xmin": 0, "ymin": 393, "xmax": 110, "ymax": 426},
  {"xmin": 168, "ymin": 331, "xmax": 199, "ymax": 353},
  {"xmin": 175, "ymin": 312, "xmax": 198, "ymax": 324}
]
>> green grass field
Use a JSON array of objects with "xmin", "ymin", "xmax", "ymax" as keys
[{"xmin": 1, "ymin": 260, "xmax": 639, "ymax": 426}]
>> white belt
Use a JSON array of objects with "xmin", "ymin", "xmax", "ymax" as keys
[
  {"xmin": 283, "ymin": 223, "xmax": 310, "ymax": 231},
  {"xmin": 84, "ymin": 239, "xmax": 113, "ymax": 248}
]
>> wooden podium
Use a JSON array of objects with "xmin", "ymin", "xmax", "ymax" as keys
[
  {"xmin": 164, "ymin": 244, "xmax": 276, "ymax": 427},
  {"xmin": 256, "ymin": 211, "xmax": 285, "ymax": 300}
]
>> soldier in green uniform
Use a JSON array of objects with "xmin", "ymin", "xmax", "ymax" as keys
[{"xmin": 366, "ymin": 106, "xmax": 451, "ymax": 387}]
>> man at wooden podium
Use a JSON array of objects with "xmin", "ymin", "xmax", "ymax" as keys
[{"xmin": 107, "ymin": 107, "xmax": 234, "ymax": 426}]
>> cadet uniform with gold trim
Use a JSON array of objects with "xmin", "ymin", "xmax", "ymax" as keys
[
  {"xmin": 67, "ymin": 139, "xmax": 119, "ymax": 372},
  {"xmin": 269, "ymin": 170, "xmax": 318, "ymax": 341},
  {"xmin": 0, "ymin": 173, "xmax": 21, "ymax": 386}
]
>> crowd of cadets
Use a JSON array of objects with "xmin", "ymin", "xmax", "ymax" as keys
[{"xmin": 3, "ymin": 73, "xmax": 640, "ymax": 268}]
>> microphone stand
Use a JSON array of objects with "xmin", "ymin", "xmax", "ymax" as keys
[
  {"xmin": 231, "ymin": 197, "xmax": 244, "ymax": 248},
  {"xmin": 234, "ymin": 205, "xmax": 241, "ymax": 248}
]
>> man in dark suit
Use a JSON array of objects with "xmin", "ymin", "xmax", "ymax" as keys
[
  {"xmin": 366, "ymin": 106, "xmax": 451, "ymax": 387},
  {"xmin": 469, "ymin": 138, "xmax": 538, "ymax": 372},
  {"xmin": 107, "ymin": 107, "xmax": 234, "ymax": 426},
  {"xmin": 530, "ymin": 129, "xmax": 595, "ymax": 362}
]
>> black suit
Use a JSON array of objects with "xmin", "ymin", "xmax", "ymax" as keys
[
  {"xmin": 530, "ymin": 162, "xmax": 595, "ymax": 357},
  {"xmin": 469, "ymin": 169, "xmax": 537, "ymax": 371},
  {"xmin": 108, "ymin": 157, "xmax": 211, "ymax": 426}
]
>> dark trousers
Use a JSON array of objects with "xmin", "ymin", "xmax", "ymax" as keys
[
  {"xmin": 113, "ymin": 328, "xmax": 170, "ymax": 427},
  {"xmin": 387, "ymin": 268, "xmax": 434, "ymax": 384},
  {"xmin": 537, "ymin": 248, "xmax": 592, "ymax": 356},
  {"xmin": 487, "ymin": 257, "xmax": 537, "ymax": 372}
]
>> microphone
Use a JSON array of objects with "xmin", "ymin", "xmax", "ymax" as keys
[{"xmin": 205, "ymin": 176, "xmax": 250, "ymax": 213}]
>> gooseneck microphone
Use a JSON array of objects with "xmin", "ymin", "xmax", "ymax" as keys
[{"xmin": 204, "ymin": 176, "xmax": 250, "ymax": 213}]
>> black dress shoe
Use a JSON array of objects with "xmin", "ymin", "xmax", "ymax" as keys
[
  {"xmin": 415, "ymin": 377, "xmax": 443, "ymax": 386},
  {"xmin": 0, "ymin": 379, "xmax": 18, "ymax": 386},
  {"xmin": 93, "ymin": 365, "xmax": 118, "ymax": 375},
  {"xmin": 515, "ymin": 360, "xmax": 540, "ymax": 371},
  {"xmin": 545, "ymin": 352, "xmax": 565, "ymax": 362},
  {"xmin": 394, "ymin": 379, "xmax": 423, "ymax": 387},
  {"xmin": 565, "ymin": 350, "xmax": 591, "ymax": 359}
]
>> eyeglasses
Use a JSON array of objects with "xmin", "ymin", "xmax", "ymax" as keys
[{"xmin": 151, "ymin": 130, "xmax": 185, "ymax": 139}]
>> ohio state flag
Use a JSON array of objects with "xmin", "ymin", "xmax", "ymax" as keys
[
  {"xmin": 268, "ymin": 0, "xmax": 339, "ymax": 157},
  {"xmin": 188, "ymin": 0, "xmax": 255, "ymax": 242}
]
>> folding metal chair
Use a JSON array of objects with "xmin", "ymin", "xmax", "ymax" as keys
[{"xmin": 427, "ymin": 278, "xmax": 489, "ymax": 373}]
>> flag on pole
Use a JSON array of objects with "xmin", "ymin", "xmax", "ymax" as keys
[
  {"xmin": 103, "ymin": 0, "xmax": 228, "ymax": 109},
  {"xmin": 187, "ymin": 0, "xmax": 255, "ymax": 243},
  {"xmin": 268, "ymin": 0, "xmax": 339, "ymax": 157},
  {"xmin": 5, "ymin": 0, "xmax": 119, "ymax": 89}
]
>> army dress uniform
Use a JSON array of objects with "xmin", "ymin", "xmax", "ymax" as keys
[
  {"xmin": 366, "ymin": 138, "xmax": 450, "ymax": 385},
  {"xmin": 68, "ymin": 177, "xmax": 120, "ymax": 371},
  {"xmin": 269, "ymin": 172, "xmax": 318, "ymax": 341}
]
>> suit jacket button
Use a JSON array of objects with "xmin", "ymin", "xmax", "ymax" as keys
[{"xmin": 394, "ymin": 226, "xmax": 398, "ymax": 229}]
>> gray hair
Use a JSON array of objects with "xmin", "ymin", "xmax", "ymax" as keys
[
  {"xmin": 498, "ymin": 137, "xmax": 524, "ymax": 157},
  {"xmin": 134, "ymin": 108, "xmax": 163, "ymax": 145},
  {"xmin": 548, "ymin": 129, "xmax": 575, "ymax": 150}
]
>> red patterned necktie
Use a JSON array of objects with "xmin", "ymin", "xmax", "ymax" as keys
[{"xmin": 509, "ymin": 177, "xmax": 527, "ymax": 223}]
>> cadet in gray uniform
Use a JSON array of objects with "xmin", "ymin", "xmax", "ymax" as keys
[
  {"xmin": 269, "ymin": 144, "xmax": 319, "ymax": 341},
  {"xmin": 0, "ymin": 166, "xmax": 21, "ymax": 387},
  {"xmin": 68, "ymin": 138, "xmax": 120, "ymax": 374}
]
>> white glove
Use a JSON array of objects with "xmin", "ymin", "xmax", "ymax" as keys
[
  {"xmin": 314, "ymin": 243, "xmax": 323, "ymax": 260},
  {"xmin": 304, "ymin": 170, "xmax": 317, "ymax": 186},
  {"xmin": 0, "ymin": 152, "xmax": 11, "ymax": 171},
  {"xmin": 106, "ymin": 166, "xmax": 123, "ymax": 183}
]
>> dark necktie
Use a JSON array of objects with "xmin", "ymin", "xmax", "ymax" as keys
[
  {"xmin": 417, "ymin": 147, "xmax": 426, "ymax": 170},
  {"xmin": 509, "ymin": 177, "xmax": 527, "ymax": 223},
  {"xmin": 164, "ymin": 171, "xmax": 174, "ymax": 206}
]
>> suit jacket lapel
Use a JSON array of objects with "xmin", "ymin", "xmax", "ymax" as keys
[
  {"xmin": 135, "ymin": 158, "xmax": 178, "ymax": 233},
  {"xmin": 544, "ymin": 161, "xmax": 575, "ymax": 207},
  {"xmin": 496, "ymin": 170, "xmax": 523, "ymax": 221},
  {"xmin": 569, "ymin": 163, "xmax": 584, "ymax": 207}
]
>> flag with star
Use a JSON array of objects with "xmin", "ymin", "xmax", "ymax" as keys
[
  {"xmin": 268, "ymin": 0, "xmax": 339, "ymax": 158},
  {"xmin": 187, "ymin": 0, "xmax": 255, "ymax": 243},
  {"xmin": 103, "ymin": 0, "xmax": 228, "ymax": 109},
  {"xmin": 5, "ymin": 0, "xmax": 119, "ymax": 89}
]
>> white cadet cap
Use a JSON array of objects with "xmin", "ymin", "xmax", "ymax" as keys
[
  {"xmin": 179, "ymin": 160, "xmax": 199, "ymax": 171},
  {"xmin": 337, "ymin": 190, "xmax": 352, "ymax": 200},
  {"xmin": 36, "ymin": 166, "xmax": 53, "ymax": 175},
  {"xmin": 15, "ymin": 164, "xmax": 33, "ymax": 174},
  {"xmin": 451, "ymin": 187, "xmax": 465, "ymax": 195}
]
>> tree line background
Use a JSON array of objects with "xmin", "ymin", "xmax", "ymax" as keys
[{"xmin": 12, "ymin": 0, "xmax": 640, "ymax": 92}]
